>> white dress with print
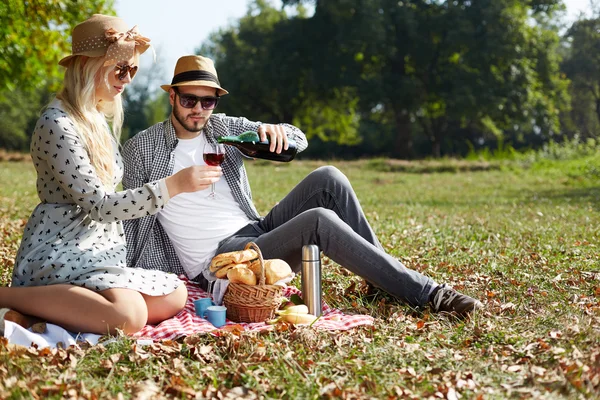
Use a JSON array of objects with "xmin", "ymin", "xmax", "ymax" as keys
[{"xmin": 12, "ymin": 101, "xmax": 182, "ymax": 295}]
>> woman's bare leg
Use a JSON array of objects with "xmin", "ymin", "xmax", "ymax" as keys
[
  {"xmin": 142, "ymin": 284, "xmax": 188, "ymax": 325},
  {"xmin": 0, "ymin": 285, "xmax": 148, "ymax": 335}
]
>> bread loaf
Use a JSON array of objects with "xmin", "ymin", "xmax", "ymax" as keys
[
  {"xmin": 227, "ymin": 265, "xmax": 257, "ymax": 285},
  {"xmin": 210, "ymin": 249, "xmax": 258, "ymax": 272},
  {"xmin": 214, "ymin": 263, "xmax": 239, "ymax": 279},
  {"xmin": 249, "ymin": 258, "xmax": 293, "ymax": 285}
]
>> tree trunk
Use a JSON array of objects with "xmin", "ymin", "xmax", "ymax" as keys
[
  {"xmin": 392, "ymin": 108, "xmax": 413, "ymax": 159},
  {"xmin": 431, "ymin": 117, "xmax": 447, "ymax": 158},
  {"xmin": 595, "ymin": 97, "xmax": 600, "ymax": 128},
  {"xmin": 432, "ymin": 138, "xmax": 441, "ymax": 159}
]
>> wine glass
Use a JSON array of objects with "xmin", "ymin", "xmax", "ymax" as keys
[{"xmin": 203, "ymin": 142, "xmax": 225, "ymax": 199}]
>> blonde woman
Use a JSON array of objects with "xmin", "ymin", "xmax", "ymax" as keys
[{"xmin": 0, "ymin": 15, "xmax": 221, "ymax": 335}]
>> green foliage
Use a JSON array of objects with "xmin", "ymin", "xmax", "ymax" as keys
[
  {"xmin": 465, "ymin": 138, "xmax": 519, "ymax": 161},
  {"xmin": 292, "ymin": 87, "xmax": 361, "ymax": 145},
  {"xmin": 528, "ymin": 135, "xmax": 600, "ymax": 161},
  {"xmin": 0, "ymin": 0, "xmax": 115, "ymax": 96},
  {"xmin": 0, "ymin": 1, "xmax": 115, "ymax": 150},
  {"xmin": 561, "ymin": 15, "xmax": 600, "ymax": 139},
  {"xmin": 466, "ymin": 135, "xmax": 600, "ymax": 174},
  {"xmin": 0, "ymin": 90, "xmax": 44, "ymax": 150},
  {"xmin": 200, "ymin": 0, "xmax": 570, "ymax": 159}
]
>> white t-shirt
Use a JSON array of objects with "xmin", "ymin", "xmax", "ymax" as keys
[{"xmin": 157, "ymin": 134, "xmax": 252, "ymax": 279}]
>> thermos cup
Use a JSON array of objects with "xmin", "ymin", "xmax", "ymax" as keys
[{"xmin": 301, "ymin": 245, "xmax": 322, "ymax": 317}]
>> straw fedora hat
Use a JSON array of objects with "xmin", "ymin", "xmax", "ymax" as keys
[
  {"xmin": 161, "ymin": 55, "xmax": 229, "ymax": 96},
  {"xmin": 59, "ymin": 14, "xmax": 150, "ymax": 67}
]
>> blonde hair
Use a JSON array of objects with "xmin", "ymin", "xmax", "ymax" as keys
[{"xmin": 55, "ymin": 54, "xmax": 136, "ymax": 188}]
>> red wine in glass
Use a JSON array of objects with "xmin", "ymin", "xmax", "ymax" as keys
[
  {"xmin": 203, "ymin": 153, "xmax": 225, "ymax": 166},
  {"xmin": 203, "ymin": 142, "xmax": 225, "ymax": 199}
]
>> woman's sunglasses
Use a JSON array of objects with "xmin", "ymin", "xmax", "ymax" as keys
[
  {"xmin": 174, "ymin": 88, "xmax": 220, "ymax": 110},
  {"xmin": 114, "ymin": 64, "xmax": 138, "ymax": 81}
]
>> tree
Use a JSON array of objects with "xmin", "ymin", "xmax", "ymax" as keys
[
  {"xmin": 0, "ymin": 0, "xmax": 115, "ymax": 95},
  {"xmin": 201, "ymin": 0, "xmax": 569, "ymax": 158},
  {"xmin": 199, "ymin": 0, "xmax": 361, "ymax": 146},
  {"xmin": 285, "ymin": 0, "xmax": 569, "ymax": 157},
  {"xmin": 0, "ymin": 1, "xmax": 114, "ymax": 150},
  {"xmin": 562, "ymin": 12, "xmax": 600, "ymax": 139},
  {"xmin": 0, "ymin": 89, "xmax": 46, "ymax": 149}
]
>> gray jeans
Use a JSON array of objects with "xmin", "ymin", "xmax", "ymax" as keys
[{"xmin": 215, "ymin": 166, "xmax": 435, "ymax": 307}]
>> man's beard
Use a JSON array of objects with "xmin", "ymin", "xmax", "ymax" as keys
[{"xmin": 173, "ymin": 103, "xmax": 206, "ymax": 132}]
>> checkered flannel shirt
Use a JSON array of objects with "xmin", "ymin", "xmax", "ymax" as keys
[{"xmin": 121, "ymin": 114, "xmax": 308, "ymax": 281}]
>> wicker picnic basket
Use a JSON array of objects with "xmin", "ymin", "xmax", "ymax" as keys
[{"xmin": 223, "ymin": 242, "xmax": 284, "ymax": 323}]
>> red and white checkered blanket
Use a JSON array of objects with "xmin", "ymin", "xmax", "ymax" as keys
[{"xmin": 132, "ymin": 279, "xmax": 374, "ymax": 341}]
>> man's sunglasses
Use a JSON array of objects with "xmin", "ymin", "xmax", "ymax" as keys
[
  {"xmin": 174, "ymin": 89, "xmax": 220, "ymax": 110},
  {"xmin": 114, "ymin": 64, "xmax": 138, "ymax": 81}
]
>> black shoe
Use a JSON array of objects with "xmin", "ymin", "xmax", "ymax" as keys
[{"xmin": 429, "ymin": 285, "xmax": 483, "ymax": 318}]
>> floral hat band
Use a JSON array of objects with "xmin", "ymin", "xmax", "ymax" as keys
[
  {"xmin": 59, "ymin": 14, "xmax": 151, "ymax": 67},
  {"xmin": 103, "ymin": 26, "xmax": 150, "ymax": 66}
]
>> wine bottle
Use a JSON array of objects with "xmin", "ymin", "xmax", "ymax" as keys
[{"xmin": 217, "ymin": 131, "xmax": 298, "ymax": 162}]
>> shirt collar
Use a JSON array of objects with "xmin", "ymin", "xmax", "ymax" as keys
[
  {"xmin": 164, "ymin": 118, "xmax": 178, "ymax": 150},
  {"xmin": 47, "ymin": 98, "xmax": 66, "ymax": 112}
]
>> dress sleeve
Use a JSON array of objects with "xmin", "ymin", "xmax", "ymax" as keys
[
  {"xmin": 220, "ymin": 115, "xmax": 309, "ymax": 153},
  {"xmin": 36, "ymin": 110, "xmax": 171, "ymax": 223}
]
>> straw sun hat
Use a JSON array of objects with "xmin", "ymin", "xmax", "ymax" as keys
[
  {"xmin": 161, "ymin": 55, "xmax": 229, "ymax": 96},
  {"xmin": 59, "ymin": 14, "xmax": 150, "ymax": 67}
]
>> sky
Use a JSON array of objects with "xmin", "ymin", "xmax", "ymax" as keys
[{"xmin": 115, "ymin": 0, "xmax": 595, "ymax": 91}]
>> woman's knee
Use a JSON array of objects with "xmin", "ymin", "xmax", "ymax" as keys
[
  {"xmin": 101, "ymin": 289, "xmax": 148, "ymax": 334},
  {"xmin": 116, "ymin": 298, "xmax": 148, "ymax": 334},
  {"xmin": 158, "ymin": 284, "xmax": 187, "ymax": 318},
  {"xmin": 144, "ymin": 283, "xmax": 188, "ymax": 324}
]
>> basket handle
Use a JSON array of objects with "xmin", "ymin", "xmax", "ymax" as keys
[{"xmin": 245, "ymin": 242, "xmax": 266, "ymax": 286}]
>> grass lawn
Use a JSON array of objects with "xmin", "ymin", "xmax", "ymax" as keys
[{"xmin": 0, "ymin": 157, "xmax": 598, "ymax": 399}]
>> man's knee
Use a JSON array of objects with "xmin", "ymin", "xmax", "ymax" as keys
[
  {"xmin": 304, "ymin": 207, "xmax": 339, "ymax": 228},
  {"xmin": 312, "ymin": 165, "xmax": 343, "ymax": 180},
  {"xmin": 310, "ymin": 166, "xmax": 351, "ymax": 190}
]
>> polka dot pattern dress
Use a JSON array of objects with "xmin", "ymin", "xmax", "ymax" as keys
[{"xmin": 12, "ymin": 100, "xmax": 182, "ymax": 296}]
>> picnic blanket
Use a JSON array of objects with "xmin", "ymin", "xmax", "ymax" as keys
[
  {"xmin": 4, "ymin": 278, "xmax": 374, "ymax": 348},
  {"xmin": 133, "ymin": 278, "xmax": 374, "ymax": 340}
]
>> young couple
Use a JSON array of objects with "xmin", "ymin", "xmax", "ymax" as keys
[{"xmin": 1, "ymin": 14, "xmax": 481, "ymax": 336}]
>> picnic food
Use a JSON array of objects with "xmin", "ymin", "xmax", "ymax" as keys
[
  {"xmin": 249, "ymin": 258, "xmax": 293, "ymax": 284},
  {"xmin": 222, "ymin": 242, "xmax": 283, "ymax": 323},
  {"xmin": 214, "ymin": 263, "xmax": 237, "ymax": 279},
  {"xmin": 227, "ymin": 264, "xmax": 258, "ymax": 285},
  {"xmin": 210, "ymin": 249, "xmax": 258, "ymax": 272},
  {"xmin": 210, "ymin": 248, "xmax": 293, "ymax": 285},
  {"xmin": 274, "ymin": 303, "xmax": 318, "ymax": 325}
]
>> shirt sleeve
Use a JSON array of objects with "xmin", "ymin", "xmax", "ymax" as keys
[
  {"xmin": 36, "ymin": 110, "xmax": 170, "ymax": 223},
  {"xmin": 219, "ymin": 115, "xmax": 309, "ymax": 153}
]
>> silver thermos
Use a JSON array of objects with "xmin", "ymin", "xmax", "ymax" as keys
[{"xmin": 301, "ymin": 245, "xmax": 322, "ymax": 317}]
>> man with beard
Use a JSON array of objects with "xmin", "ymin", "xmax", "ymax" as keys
[{"xmin": 121, "ymin": 55, "xmax": 482, "ymax": 318}]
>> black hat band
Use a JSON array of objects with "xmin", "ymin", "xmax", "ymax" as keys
[{"xmin": 171, "ymin": 70, "xmax": 220, "ymax": 85}]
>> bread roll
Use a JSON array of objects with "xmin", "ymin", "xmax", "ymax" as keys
[
  {"xmin": 214, "ymin": 263, "xmax": 236, "ymax": 279},
  {"xmin": 249, "ymin": 259, "xmax": 293, "ymax": 285},
  {"xmin": 210, "ymin": 249, "xmax": 258, "ymax": 272},
  {"xmin": 227, "ymin": 265, "xmax": 257, "ymax": 285}
]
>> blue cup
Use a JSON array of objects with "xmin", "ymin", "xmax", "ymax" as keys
[
  {"xmin": 205, "ymin": 305, "xmax": 227, "ymax": 328},
  {"xmin": 194, "ymin": 298, "xmax": 215, "ymax": 318}
]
